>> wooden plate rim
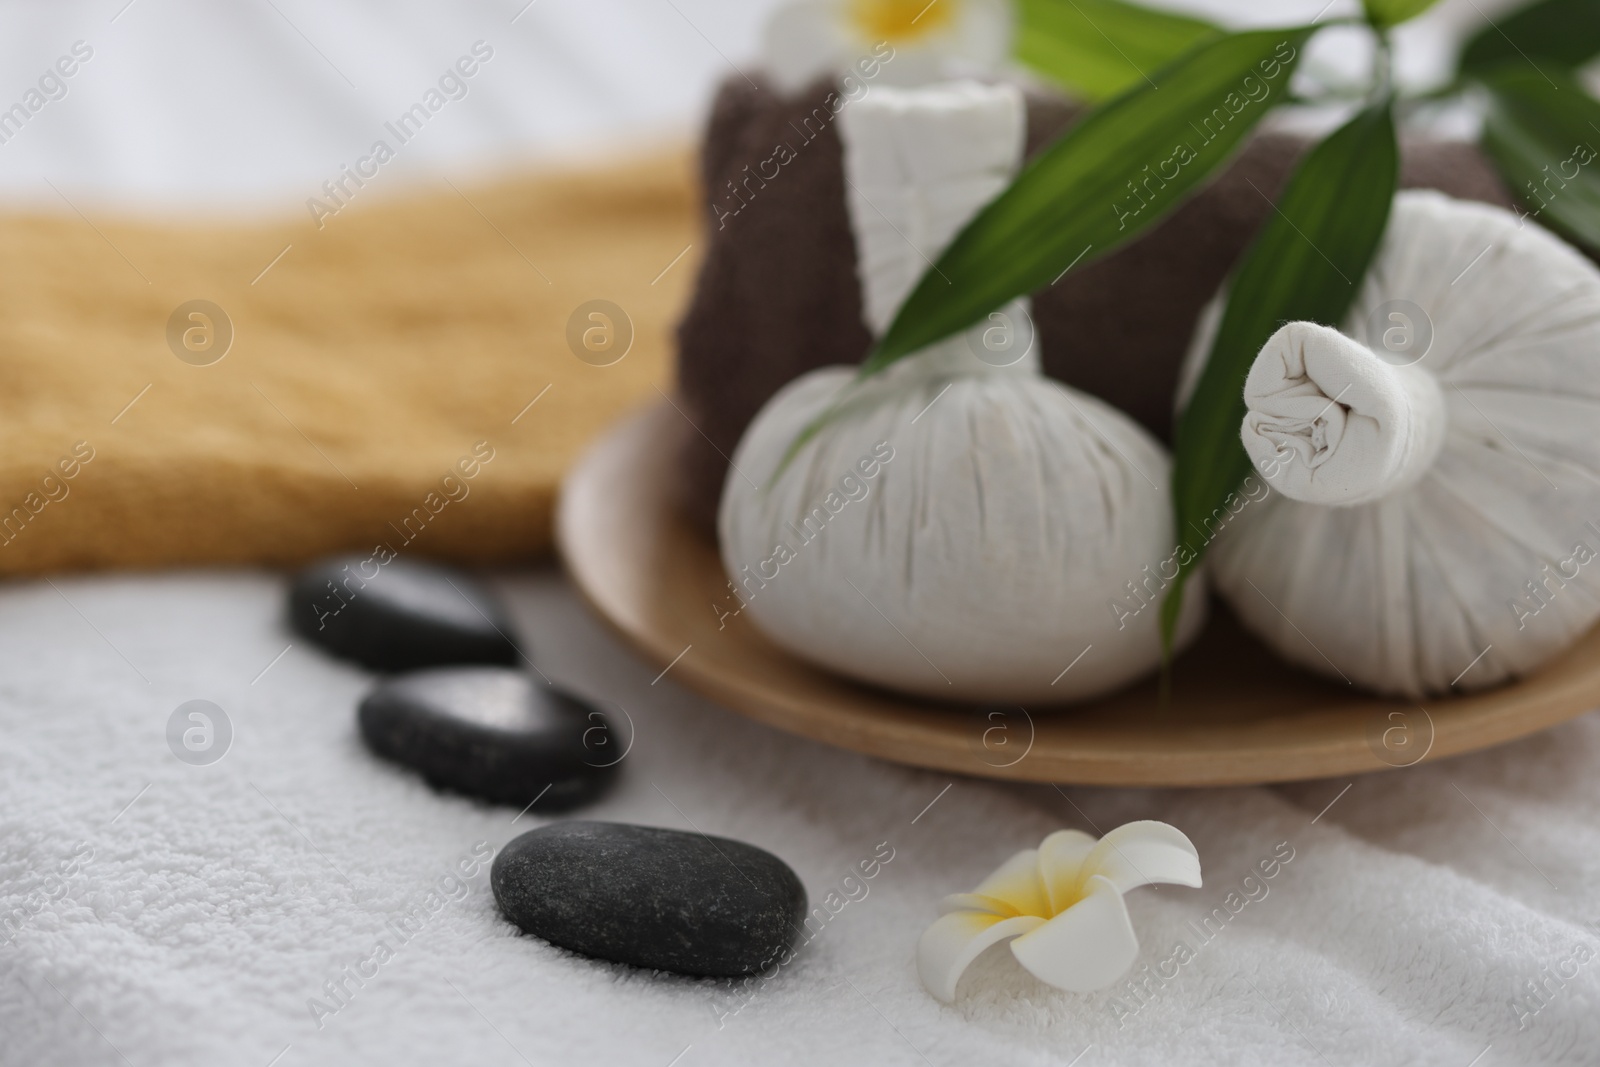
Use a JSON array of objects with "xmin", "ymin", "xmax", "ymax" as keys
[{"xmin": 556, "ymin": 401, "xmax": 1600, "ymax": 786}]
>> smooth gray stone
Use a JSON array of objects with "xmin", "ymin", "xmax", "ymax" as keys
[
  {"xmin": 289, "ymin": 555, "xmax": 521, "ymax": 671},
  {"xmin": 359, "ymin": 668, "xmax": 619, "ymax": 812},
  {"xmin": 492, "ymin": 821, "xmax": 807, "ymax": 977}
]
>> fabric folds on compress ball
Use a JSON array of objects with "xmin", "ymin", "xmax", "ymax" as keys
[
  {"xmin": 719, "ymin": 81, "xmax": 1204, "ymax": 704},
  {"xmin": 1185, "ymin": 190, "xmax": 1600, "ymax": 697}
]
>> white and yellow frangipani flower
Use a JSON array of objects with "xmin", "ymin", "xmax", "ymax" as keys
[
  {"xmin": 918, "ymin": 821, "xmax": 1202, "ymax": 1001},
  {"xmin": 761, "ymin": 0, "xmax": 1013, "ymax": 95}
]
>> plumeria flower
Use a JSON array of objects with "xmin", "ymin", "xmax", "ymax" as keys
[
  {"xmin": 761, "ymin": 0, "xmax": 1013, "ymax": 95},
  {"xmin": 918, "ymin": 821, "xmax": 1201, "ymax": 1001}
]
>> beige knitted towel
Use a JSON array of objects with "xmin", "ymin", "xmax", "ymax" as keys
[{"xmin": 0, "ymin": 154, "xmax": 696, "ymax": 574}]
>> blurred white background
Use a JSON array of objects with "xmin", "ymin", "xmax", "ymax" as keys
[{"xmin": 0, "ymin": 0, "xmax": 1530, "ymax": 213}]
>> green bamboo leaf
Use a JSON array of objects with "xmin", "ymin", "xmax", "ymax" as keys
[
  {"xmin": 1460, "ymin": 0, "xmax": 1600, "ymax": 75},
  {"xmin": 1162, "ymin": 101, "xmax": 1399, "ymax": 646},
  {"xmin": 864, "ymin": 26, "xmax": 1313, "ymax": 375},
  {"xmin": 1015, "ymin": 0, "xmax": 1219, "ymax": 102},
  {"xmin": 1361, "ymin": 0, "xmax": 1442, "ymax": 28},
  {"xmin": 1477, "ymin": 63, "xmax": 1600, "ymax": 251}
]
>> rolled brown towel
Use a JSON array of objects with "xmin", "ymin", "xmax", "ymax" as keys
[{"xmin": 672, "ymin": 76, "xmax": 1514, "ymax": 535}]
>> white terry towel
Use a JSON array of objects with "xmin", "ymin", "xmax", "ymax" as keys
[{"xmin": 3, "ymin": 569, "xmax": 1600, "ymax": 1066}]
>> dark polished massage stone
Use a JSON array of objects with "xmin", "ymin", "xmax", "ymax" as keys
[
  {"xmin": 491, "ymin": 821, "xmax": 807, "ymax": 977},
  {"xmin": 672, "ymin": 76, "xmax": 1517, "ymax": 535},
  {"xmin": 289, "ymin": 555, "xmax": 521, "ymax": 671},
  {"xmin": 358, "ymin": 667, "xmax": 619, "ymax": 812}
]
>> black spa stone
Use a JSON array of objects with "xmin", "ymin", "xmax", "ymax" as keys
[
  {"xmin": 491, "ymin": 821, "xmax": 807, "ymax": 978},
  {"xmin": 358, "ymin": 667, "xmax": 618, "ymax": 812},
  {"xmin": 288, "ymin": 555, "xmax": 521, "ymax": 671}
]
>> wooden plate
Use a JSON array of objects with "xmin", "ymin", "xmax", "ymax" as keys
[{"xmin": 557, "ymin": 401, "xmax": 1600, "ymax": 786}]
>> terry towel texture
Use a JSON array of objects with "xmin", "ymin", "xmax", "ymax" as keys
[
  {"xmin": 0, "ymin": 158, "xmax": 692, "ymax": 576},
  {"xmin": 2, "ymin": 569, "xmax": 1599, "ymax": 1066}
]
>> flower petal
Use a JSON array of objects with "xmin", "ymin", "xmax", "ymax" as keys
[
  {"xmin": 1036, "ymin": 829, "xmax": 1096, "ymax": 915},
  {"xmin": 971, "ymin": 848, "xmax": 1050, "ymax": 917},
  {"xmin": 1009, "ymin": 874, "xmax": 1139, "ymax": 993},
  {"xmin": 917, "ymin": 911, "xmax": 1047, "ymax": 1003},
  {"xmin": 937, "ymin": 893, "xmax": 1018, "ymax": 917},
  {"xmin": 761, "ymin": 0, "xmax": 847, "ymax": 95},
  {"xmin": 1078, "ymin": 820, "xmax": 1201, "ymax": 896},
  {"xmin": 951, "ymin": 0, "xmax": 1014, "ymax": 72}
]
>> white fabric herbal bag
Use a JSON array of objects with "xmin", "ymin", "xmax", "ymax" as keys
[
  {"xmin": 719, "ymin": 80, "xmax": 1204, "ymax": 703},
  {"xmin": 1182, "ymin": 190, "xmax": 1600, "ymax": 696}
]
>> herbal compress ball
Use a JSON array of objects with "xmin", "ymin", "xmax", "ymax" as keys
[
  {"xmin": 1185, "ymin": 191, "xmax": 1600, "ymax": 697},
  {"xmin": 719, "ymin": 82, "xmax": 1204, "ymax": 703}
]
